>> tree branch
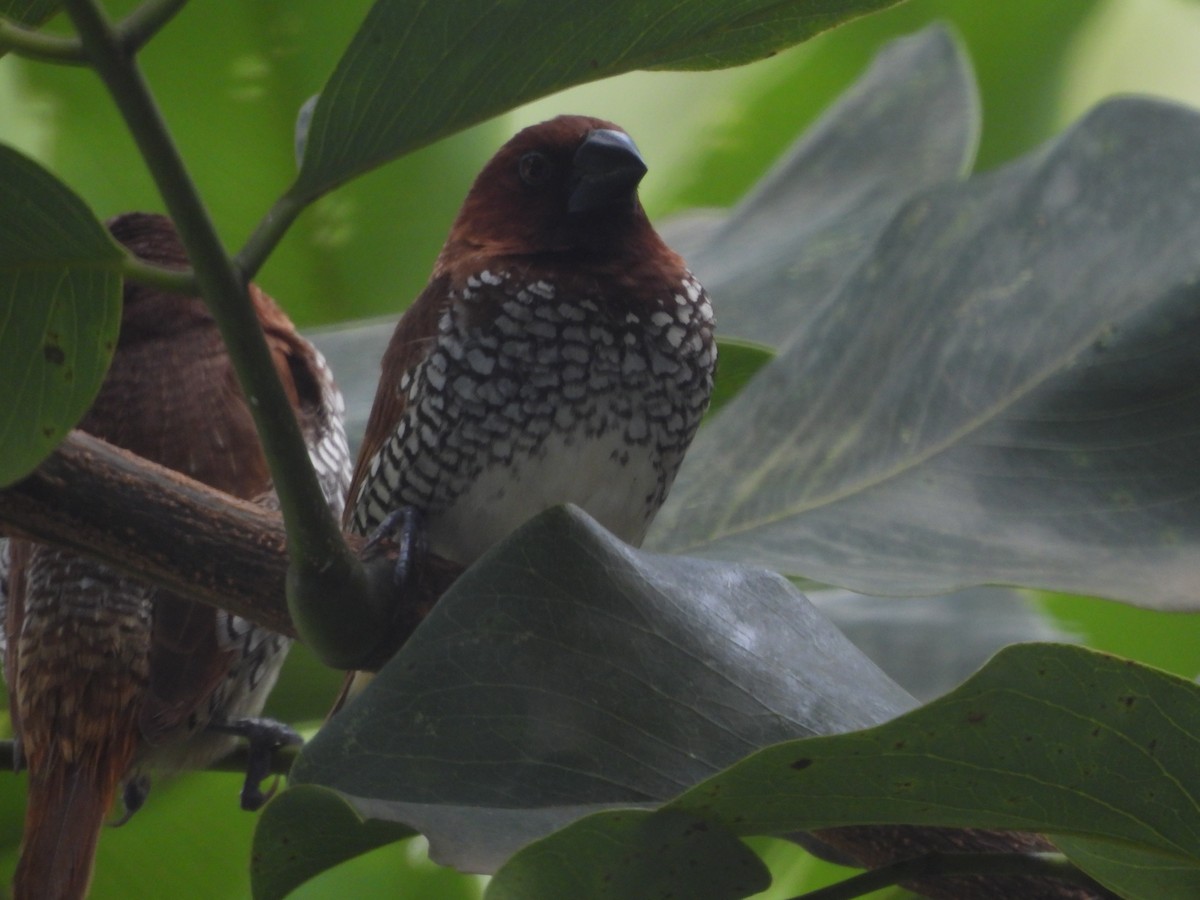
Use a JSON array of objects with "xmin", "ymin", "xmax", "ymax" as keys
[
  {"xmin": 792, "ymin": 850, "xmax": 1103, "ymax": 900},
  {"xmin": 801, "ymin": 826, "xmax": 1116, "ymax": 900},
  {"xmin": 62, "ymin": 0, "xmax": 382, "ymax": 668},
  {"xmin": 0, "ymin": 432, "xmax": 461, "ymax": 664}
]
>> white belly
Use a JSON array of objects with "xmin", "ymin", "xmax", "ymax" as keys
[{"xmin": 428, "ymin": 429, "xmax": 659, "ymax": 564}]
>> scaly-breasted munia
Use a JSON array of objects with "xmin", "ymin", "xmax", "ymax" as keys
[
  {"xmin": 346, "ymin": 115, "xmax": 715, "ymax": 567},
  {"xmin": 0, "ymin": 212, "xmax": 351, "ymax": 900}
]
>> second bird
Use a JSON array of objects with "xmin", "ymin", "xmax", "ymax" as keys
[{"xmin": 347, "ymin": 115, "xmax": 716, "ymax": 563}]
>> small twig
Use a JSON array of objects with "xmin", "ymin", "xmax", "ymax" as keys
[
  {"xmin": 120, "ymin": 249, "xmax": 198, "ymax": 294},
  {"xmin": 234, "ymin": 191, "xmax": 308, "ymax": 283},
  {"xmin": 0, "ymin": 17, "xmax": 87, "ymax": 64},
  {"xmin": 791, "ymin": 851, "xmax": 1103, "ymax": 900}
]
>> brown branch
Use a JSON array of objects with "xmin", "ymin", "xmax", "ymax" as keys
[
  {"xmin": 0, "ymin": 431, "xmax": 460, "ymax": 664},
  {"xmin": 799, "ymin": 826, "xmax": 1116, "ymax": 899}
]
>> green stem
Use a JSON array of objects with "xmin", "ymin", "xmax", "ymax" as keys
[
  {"xmin": 116, "ymin": 0, "xmax": 191, "ymax": 52},
  {"xmin": 0, "ymin": 17, "xmax": 87, "ymax": 64},
  {"xmin": 791, "ymin": 851, "xmax": 1102, "ymax": 900},
  {"xmin": 63, "ymin": 0, "xmax": 379, "ymax": 667},
  {"xmin": 120, "ymin": 250, "xmax": 198, "ymax": 294},
  {"xmin": 235, "ymin": 190, "xmax": 307, "ymax": 282}
]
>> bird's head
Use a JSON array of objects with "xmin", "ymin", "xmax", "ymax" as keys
[
  {"xmin": 106, "ymin": 212, "xmax": 215, "ymax": 341},
  {"xmin": 443, "ymin": 115, "xmax": 658, "ymax": 263}
]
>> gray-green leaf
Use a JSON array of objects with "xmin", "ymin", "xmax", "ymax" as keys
[
  {"xmin": 286, "ymin": 506, "xmax": 915, "ymax": 875},
  {"xmin": 653, "ymin": 95, "xmax": 1200, "ymax": 610}
]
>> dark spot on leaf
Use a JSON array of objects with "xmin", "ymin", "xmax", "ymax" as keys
[
  {"xmin": 684, "ymin": 822, "xmax": 709, "ymax": 835},
  {"xmin": 43, "ymin": 343, "xmax": 66, "ymax": 365},
  {"xmin": 791, "ymin": 758, "xmax": 813, "ymax": 771},
  {"xmin": 966, "ymin": 711, "xmax": 986, "ymax": 724},
  {"xmin": 893, "ymin": 740, "xmax": 906, "ymax": 750},
  {"xmin": 1091, "ymin": 728, "xmax": 1101, "ymax": 737},
  {"xmin": 1023, "ymin": 735, "xmax": 1034, "ymax": 742},
  {"xmin": 41, "ymin": 425, "xmax": 56, "ymax": 438},
  {"xmin": 1119, "ymin": 695, "xmax": 1136, "ymax": 708},
  {"xmin": 1148, "ymin": 739, "xmax": 1158, "ymax": 754}
]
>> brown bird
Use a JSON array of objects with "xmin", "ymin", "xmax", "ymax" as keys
[
  {"xmin": 346, "ymin": 115, "xmax": 715, "ymax": 570},
  {"xmin": 0, "ymin": 213, "xmax": 351, "ymax": 900}
]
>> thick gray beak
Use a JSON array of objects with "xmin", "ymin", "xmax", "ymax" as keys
[{"xmin": 568, "ymin": 129, "xmax": 647, "ymax": 214}]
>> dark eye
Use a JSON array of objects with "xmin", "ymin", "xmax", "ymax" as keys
[{"xmin": 518, "ymin": 151, "xmax": 552, "ymax": 186}]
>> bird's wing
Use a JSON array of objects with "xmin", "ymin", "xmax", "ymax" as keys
[{"xmin": 343, "ymin": 274, "xmax": 453, "ymax": 530}]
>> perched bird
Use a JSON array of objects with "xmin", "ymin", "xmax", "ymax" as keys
[
  {"xmin": 347, "ymin": 114, "xmax": 715, "ymax": 568},
  {"xmin": 0, "ymin": 212, "xmax": 351, "ymax": 900}
]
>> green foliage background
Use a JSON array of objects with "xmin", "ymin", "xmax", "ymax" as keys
[{"xmin": 3, "ymin": 0, "xmax": 1200, "ymax": 897}]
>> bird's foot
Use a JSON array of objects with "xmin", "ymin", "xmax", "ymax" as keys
[
  {"xmin": 111, "ymin": 773, "xmax": 152, "ymax": 827},
  {"xmin": 209, "ymin": 716, "xmax": 303, "ymax": 811},
  {"xmin": 363, "ymin": 505, "xmax": 427, "ymax": 590}
]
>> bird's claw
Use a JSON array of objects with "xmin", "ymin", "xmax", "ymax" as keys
[
  {"xmin": 363, "ymin": 505, "xmax": 427, "ymax": 590},
  {"xmin": 111, "ymin": 773, "xmax": 152, "ymax": 827},
  {"xmin": 209, "ymin": 716, "xmax": 302, "ymax": 811}
]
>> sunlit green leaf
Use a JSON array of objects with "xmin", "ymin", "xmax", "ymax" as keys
[{"xmin": 0, "ymin": 143, "xmax": 121, "ymax": 486}]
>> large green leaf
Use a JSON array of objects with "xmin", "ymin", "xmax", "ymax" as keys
[
  {"xmin": 283, "ymin": 507, "xmax": 915, "ymax": 878},
  {"xmin": 1052, "ymin": 838, "xmax": 1200, "ymax": 900},
  {"xmin": 487, "ymin": 809, "xmax": 770, "ymax": 900},
  {"xmin": 665, "ymin": 24, "xmax": 980, "ymax": 348},
  {"xmin": 0, "ymin": 144, "xmax": 122, "ymax": 486},
  {"xmin": 492, "ymin": 644, "xmax": 1200, "ymax": 898},
  {"xmin": 252, "ymin": 786, "xmax": 415, "ymax": 900},
  {"xmin": 652, "ymin": 95, "xmax": 1200, "ymax": 610},
  {"xmin": 292, "ymin": 0, "xmax": 905, "ymax": 200}
]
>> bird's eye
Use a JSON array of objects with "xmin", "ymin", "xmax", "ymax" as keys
[{"xmin": 518, "ymin": 151, "xmax": 552, "ymax": 186}]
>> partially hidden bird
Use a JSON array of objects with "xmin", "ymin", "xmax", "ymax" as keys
[
  {"xmin": 0, "ymin": 212, "xmax": 351, "ymax": 900},
  {"xmin": 346, "ymin": 114, "xmax": 716, "ymax": 572}
]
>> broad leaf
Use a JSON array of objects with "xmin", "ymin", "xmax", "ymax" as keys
[
  {"xmin": 671, "ymin": 644, "xmax": 1200, "ymax": 860},
  {"xmin": 653, "ymin": 95, "xmax": 1200, "ymax": 610},
  {"xmin": 499, "ymin": 645, "xmax": 1200, "ymax": 898},
  {"xmin": 0, "ymin": 144, "xmax": 122, "ymax": 486},
  {"xmin": 292, "ymin": 0, "xmax": 904, "ymax": 200},
  {"xmin": 252, "ymin": 785, "xmax": 415, "ymax": 900},
  {"xmin": 1052, "ymin": 838, "xmax": 1200, "ymax": 900},
  {"xmin": 669, "ymin": 24, "xmax": 980, "ymax": 348},
  {"xmin": 487, "ymin": 809, "xmax": 770, "ymax": 900},
  {"xmin": 286, "ymin": 506, "xmax": 915, "ymax": 876}
]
